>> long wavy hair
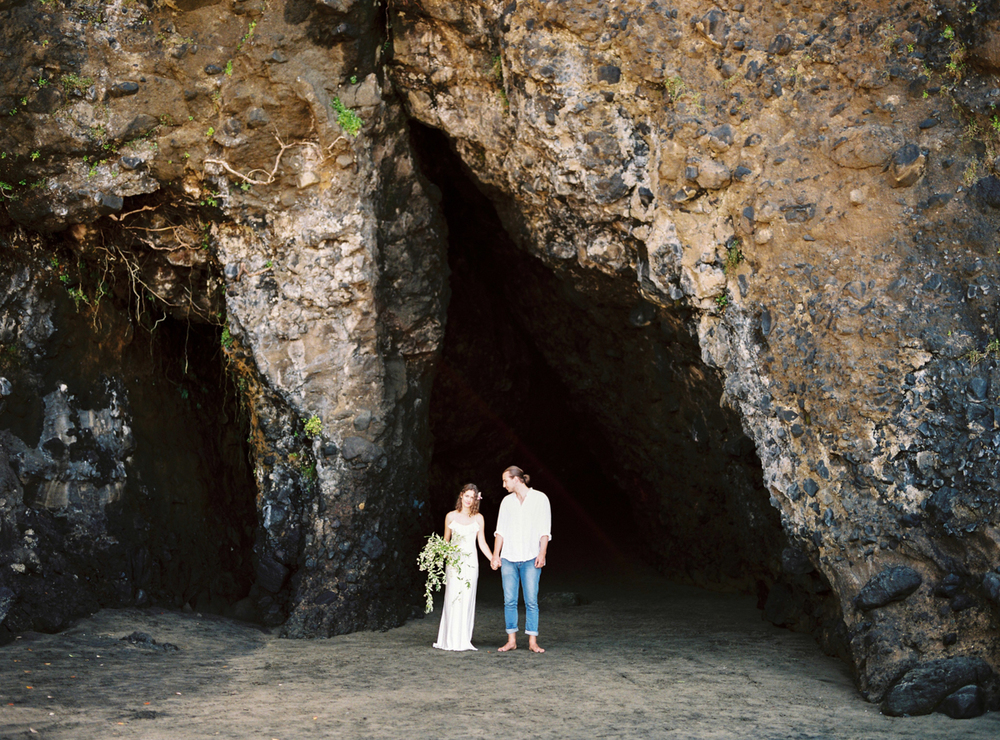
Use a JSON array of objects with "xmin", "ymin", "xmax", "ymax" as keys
[{"xmin": 454, "ymin": 483, "xmax": 481, "ymax": 516}]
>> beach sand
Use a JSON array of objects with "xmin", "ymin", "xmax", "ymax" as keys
[{"xmin": 2, "ymin": 563, "xmax": 997, "ymax": 739}]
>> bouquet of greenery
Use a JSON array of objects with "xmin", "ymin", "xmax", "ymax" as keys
[{"xmin": 417, "ymin": 533, "xmax": 467, "ymax": 613}]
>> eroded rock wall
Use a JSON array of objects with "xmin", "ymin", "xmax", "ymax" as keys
[
  {"xmin": 0, "ymin": 238, "xmax": 257, "ymax": 634},
  {"xmin": 1, "ymin": 0, "xmax": 447, "ymax": 635},
  {"xmin": 390, "ymin": 0, "xmax": 1000, "ymax": 710}
]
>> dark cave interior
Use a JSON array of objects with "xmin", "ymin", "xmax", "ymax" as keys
[
  {"xmin": 412, "ymin": 123, "xmax": 641, "ymax": 575},
  {"xmin": 410, "ymin": 122, "xmax": 795, "ymax": 598},
  {"xmin": 409, "ymin": 123, "xmax": 845, "ymax": 648},
  {"xmin": 0, "ymin": 261, "xmax": 257, "ymax": 633}
]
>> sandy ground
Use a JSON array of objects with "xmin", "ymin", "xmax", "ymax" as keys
[{"xmin": 2, "ymin": 564, "xmax": 998, "ymax": 740}]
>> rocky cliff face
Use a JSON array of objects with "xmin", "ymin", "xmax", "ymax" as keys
[
  {"xmin": 2, "ymin": 0, "xmax": 1000, "ymax": 716},
  {"xmin": 0, "ymin": 0, "xmax": 448, "ymax": 636}
]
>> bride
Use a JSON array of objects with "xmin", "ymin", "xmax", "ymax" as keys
[{"xmin": 433, "ymin": 483, "xmax": 493, "ymax": 651}]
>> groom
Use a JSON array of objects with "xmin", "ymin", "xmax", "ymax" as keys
[{"xmin": 491, "ymin": 465, "xmax": 552, "ymax": 653}]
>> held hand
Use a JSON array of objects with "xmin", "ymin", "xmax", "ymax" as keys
[{"xmin": 491, "ymin": 556, "xmax": 500, "ymax": 570}]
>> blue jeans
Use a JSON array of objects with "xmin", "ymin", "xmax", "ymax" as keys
[{"xmin": 501, "ymin": 558, "xmax": 540, "ymax": 636}]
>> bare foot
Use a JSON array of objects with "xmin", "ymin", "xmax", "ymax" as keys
[
  {"xmin": 528, "ymin": 637, "xmax": 545, "ymax": 653},
  {"xmin": 497, "ymin": 638, "xmax": 517, "ymax": 652}
]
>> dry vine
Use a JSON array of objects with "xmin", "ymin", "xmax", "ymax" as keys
[{"xmin": 202, "ymin": 132, "xmax": 351, "ymax": 185}]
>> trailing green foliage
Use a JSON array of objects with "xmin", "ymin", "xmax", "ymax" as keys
[{"xmin": 417, "ymin": 533, "xmax": 467, "ymax": 613}]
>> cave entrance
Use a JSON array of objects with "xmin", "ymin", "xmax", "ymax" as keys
[
  {"xmin": 0, "ymin": 253, "xmax": 257, "ymax": 630},
  {"xmin": 115, "ymin": 313, "xmax": 258, "ymax": 616},
  {"xmin": 414, "ymin": 124, "xmax": 639, "ymax": 580},
  {"xmin": 412, "ymin": 123, "xmax": 791, "ymax": 607}
]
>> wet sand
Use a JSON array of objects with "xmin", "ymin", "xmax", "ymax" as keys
[{"xmin": 2, "ymin": 565, "xmax": 998, "ymax": 739}]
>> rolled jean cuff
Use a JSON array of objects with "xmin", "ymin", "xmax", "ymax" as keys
[
  {"xmin": 506, "ymin": 628, "xmax": 518, "ymax": 634},
  {"xmin": 525, "ymin": 630, "xmax": 538, "ymax": 636}
]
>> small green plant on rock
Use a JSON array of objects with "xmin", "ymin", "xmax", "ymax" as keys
[
  {"xmin": 0, "ymin": 344, "xmax": 21, "ymax": 372},
  {"xmin": 301, "ymin": 462, "xmax": 317, "ymax": 482},
  {"xmin": 60, "ymin": 73, "xmax": 93, "ymax": 93},
  {"xmin": 967, "ymin": 338, "xmax": 1000, "ymax": 365},
  {"xmin": 304, "ymin": 414, "xmax": 322, "ymax": 437},
  {"xmin": 963, "ymin": 160, "xmax": 980, "ymax": 186},
  {"xmin": 725, "ymin": 236, "xmax": 744, "ymax": 274},
  {"xmin": 221, "ymin": 326, "xmax": 234, "ymax": 348},
  {"xmin": 946, "ymin": 43, "xmax": 967, "ymax": 80},
  {"xmin": 236, "ymin": 19, "xmax": 257, "ymax": 52},
  {"xmin": 879, "ymin": 23, "xmax": 898, "ymax": 52},
  {"xmin": 715, "ymin": 293, "xmax": 729, "ymax": 311},
  {"xmin": 66, "ymin": 285, "xmax": 89, "ymax": 309},
  {"xmin": 331, "ymin": 97, "xmax": 363, "ymax": 136},
  {"xmin": 664, "ymin": 76, "xmax": 685, "ymax": 101}
]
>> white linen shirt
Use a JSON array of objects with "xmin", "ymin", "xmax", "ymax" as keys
[{"xmin": 494, "ymin": 487, "xmax": 552, "ymax": 562}]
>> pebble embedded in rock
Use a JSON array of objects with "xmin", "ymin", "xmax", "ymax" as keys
[
  {"xmin": 971, "ymin": 175, "xmax": 1000, "ymax": 209},
  {"xmin": 768, "ymin": 34, "xmax": 793, "ymax": 55},
  {"xmin": 674, "ymin": 185, "xmax": 699, "ymax": 202},
  {"xmin": 109, "ymin": 81, "xmax": 140, "ymax": 98},
  {"xmin": 855, "ymin": 566, "xmax": 922, "ymax": 611},
  {"xmin": 883, "ymin": 657, "xmax": 994, "ymax": 716},
  {"xmin": 938, "ymin": 685, "xmax": 986, "ymax": 719},
  {"xmin": 298, "ymin": 171, "xmax": 321, "ymax": 189},
  {"xmin": 696, "ymin": 159, "xmax": 731, "ymax": 189},
  {"xmin": 597, "ymin": 65, "xmax": 621, "ymax": 84},
  {"xmin": 888, "ymin": 143, "xmax": 926, "ymax": 188}
]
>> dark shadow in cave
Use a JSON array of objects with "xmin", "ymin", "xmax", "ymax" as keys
[
  {"xmin": 412, "ymin": 123, "xmax": 642, "ymax": 583},
  {"xmin": 112, "ymin": 314, "xmax": 258, "ymax": 615},
  {"xmin": 0, "ymin": 260, "xmax": 257, "ymax": 628}
]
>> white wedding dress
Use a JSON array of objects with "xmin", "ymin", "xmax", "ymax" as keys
[{"xmin": 433, "ymin": 519, "xmax": 480, "ymax": 651}]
